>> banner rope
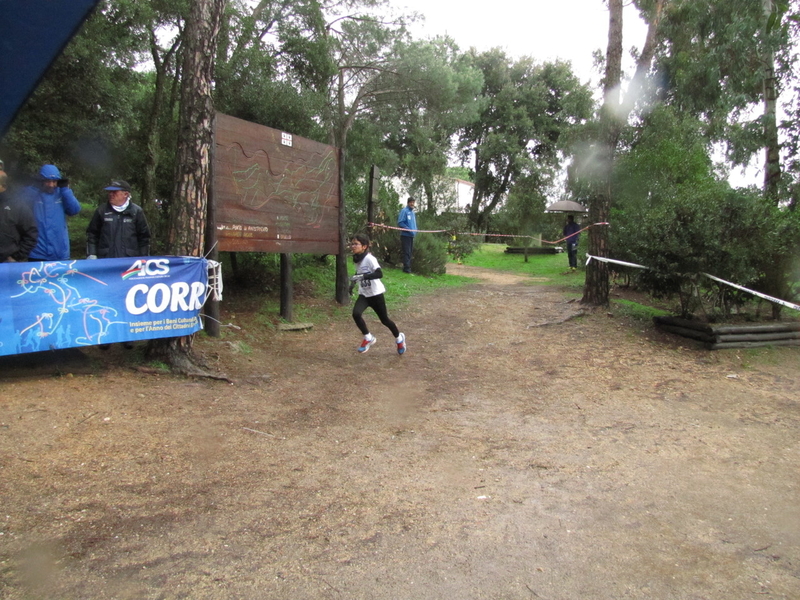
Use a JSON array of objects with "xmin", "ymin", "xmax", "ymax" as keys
[{"xmin": 368, "ymin": 222, "xmax": 609, "ymax": 245}]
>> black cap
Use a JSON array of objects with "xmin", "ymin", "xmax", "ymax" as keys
[{"xmin": 104, "ymin": 179, "xmax": 131, "ymax": 192}]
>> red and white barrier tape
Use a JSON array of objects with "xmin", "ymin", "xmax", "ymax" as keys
[
  {"xmin": 542, "ymin": 223, "xmax": 609, "ymax": 245},
  {"xmin": 368, "ymin": 222, "xmax": 609, "ymax": 244}
]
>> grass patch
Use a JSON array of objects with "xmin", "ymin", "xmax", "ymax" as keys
[
  {"xmin": 258, "ymin": 299, "xmax": 352, "ymax": 328},
  {"xmin": 229, "ymin": 243, "xmax": 675, "ymax": 331},
  {"xmin": 146, "ymin": 360, "xmax": 170, "ymax": 372},
  {"xmin": 612, "ymin": 298, "xmax": 670, "ymax": 321},
  {"xmin": 251, "ymin": 266, "xmax": 474, "ymax": 326},
  {"xmin": 247, "ymin": 265, "xmax": 473, "ymax": 329},
  {"xmin": 382, "ymin": 269, "xmax": 473, "ymax": 310},
  {"xmin": 459, "ymin": 243, "xmax": 584, "ymax": 288}
]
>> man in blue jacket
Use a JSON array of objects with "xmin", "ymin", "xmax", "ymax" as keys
[
  {"xmin": 397, "ymin": 197, "xmax": 417, "ymax": 274},
  {"xmin": 21, "ymin": 164, "xmax": 81, "ymax": 261}
]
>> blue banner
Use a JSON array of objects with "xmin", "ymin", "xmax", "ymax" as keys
[{"xmin": 0, "ymin": 257, "xmax": 209, "ymax": 356}]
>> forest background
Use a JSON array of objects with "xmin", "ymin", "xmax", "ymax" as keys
[{"xmin": 2, "ymin": 0, "xmax": 800, "ymax": 320}]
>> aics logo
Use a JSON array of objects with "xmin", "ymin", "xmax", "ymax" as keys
[{"xmin": 122, "ymin": 258, "xmax": 170, "ymax": 279}]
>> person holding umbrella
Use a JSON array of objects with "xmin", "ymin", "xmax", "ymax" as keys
[{"xmin": 563, "ymin": 214, "xmax": 581, "ymax": 271}]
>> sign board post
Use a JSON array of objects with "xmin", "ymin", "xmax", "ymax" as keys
[
  {"xmin": 367, "ymin": 165, "xmax": 379, "ymax": 236},
  {"xmin": 211, "ymin": 112, "xmax": 341, "ymax": 322}
]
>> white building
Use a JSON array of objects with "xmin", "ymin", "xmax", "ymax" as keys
[{"xmin": 449, "ymin": 178, "xmax": 474, "ymax": 212}]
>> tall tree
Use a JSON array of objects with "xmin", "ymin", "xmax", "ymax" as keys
[
  {"xmin": 654, "ymin": 0, "xmax": 789, "ymax": 187},
  {"xmin": 761, "ymin": 0, "xmax": 786, "ymax": 202},
  {"xmin": 319, "ymin": 0, "xmax": 411, "ymax": 303},
  {"xmin": 459, "ymin": 49, "xmax": 592, "ymax": 232},
  {"xmin": 644, "ymin": 0, "xmax": 794, "ymax": 314},
  {"xmin": 214, "ymin": 0, "xmax": 332, "ymax": 136},
  {"xmin": 148, "ymin": 0, "xmax": 226, "ymax": 372},
  {"xmin": 374, "ymin": 37, "xmax": 483, "ymax": 213},
  {"xmin": 579, "ymin": 0, "xmax": 665, "ymax": 307},
  {"xmin": 138, "ymin": 1, "xmax": 185, "ymax": 209}
]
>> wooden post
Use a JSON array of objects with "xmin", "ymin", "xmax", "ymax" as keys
[
  {"xmin": 280, "ymin": 253, "xmax": 293, "ymax": 322},
  {"xmin": 335, "ymin": 147, "xmax": 348, "ymax": 304},
  {"xmin": 367, "ymin": 165, "xmax": 379, "ymax": 236},
  {"xmin": 204, "ymin": 113, "xmax": 220, "ymax": 337}
]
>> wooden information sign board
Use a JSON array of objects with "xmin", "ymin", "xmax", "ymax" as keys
[{"xmin": 213, "ymin": 113, "xmax": 340, "ymax": 254}]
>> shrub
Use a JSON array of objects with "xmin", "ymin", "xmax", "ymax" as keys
[
  {"xmin": 612, "ymin": 185, "xmax": 800, "ymax": 319},
  {"xmin": 369, "ymin": 225, "xmax": 448, "ymax": 275}
]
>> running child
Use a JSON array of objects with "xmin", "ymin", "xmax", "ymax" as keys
[{"xmin": 349, "ymin": 234, "xmax": 406, "ymax": 354}]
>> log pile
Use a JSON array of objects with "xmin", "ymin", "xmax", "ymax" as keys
[
  {"xmin": 654, "ymin": 316, "xmax": 800, "ymax": 350},
  {"xmin": 504, "ymin": 247, "xmax": 560, "ymax": 255}
]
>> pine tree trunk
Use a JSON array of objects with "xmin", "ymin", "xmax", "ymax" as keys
[
  {"xmin": 148, "ymin": 0, "xmax": 226, "ymax": 372},
  {"xmin": 582, "ymin": 0, "xmax": 622, "ymax": 307},
  {"xmin": 762, "ymin": 0, "xmax": 781, "ymax": 203},
  {"xmin": 761, "ymin": 0, "xmax": 783, "ymax": 318},
  {"xmin": 169, "ymin": 0, "xmax": 225, "ymax": 257},
  {"xmin": 142, "ymin": 35, "xmax": 179, "ymax": 215},
  {"xmin": 581, "ymin": 0, "xmax": 664, "ymax": 307}
]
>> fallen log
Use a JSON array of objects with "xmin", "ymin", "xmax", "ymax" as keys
[
  {"xmin": 714, "ymin": 331, "xmax": 800, "ymax": 343},
  {"xmin": 708, "ymin": 339, "xmax": 800, "ymax": 350},
  {"xmin": 655, "ymin": 323, "xmax": 715, "ymax": 344},
  {"xmin": 712, "ymin": 323, "xmax": 800, "ymax": 335},
  {"xmin": 653, "ymin": 316, "xmax": 713, "ymax": 333},
  {"xmin": 505, "ymin": 247, "xmax": 560, "ymax": 255},
  {"xmin": 655, "ymin": 315, "xmax": 800, "ymax": 349}
]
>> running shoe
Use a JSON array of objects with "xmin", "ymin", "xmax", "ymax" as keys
[
  {"xmin": 358, "ymin": 336, "xmax": 375, "ymax": 353},
  {"xmin": 396, "ymin": 332, "xmax": 406, "ymax": 355}
]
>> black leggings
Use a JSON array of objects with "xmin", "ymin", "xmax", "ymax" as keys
[{"xmin": 353, "ymin": 293, "xmax": 399, "ymax": 337}]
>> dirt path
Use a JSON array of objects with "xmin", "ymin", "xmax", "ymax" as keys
[{"xmin": 1, "ymin": 265, "xmax": 799, "ymax": 599}]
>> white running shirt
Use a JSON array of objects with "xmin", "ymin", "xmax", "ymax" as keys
[{"xmin": 356, "ymin": 253, "xmax": 386, "ymax": 297}]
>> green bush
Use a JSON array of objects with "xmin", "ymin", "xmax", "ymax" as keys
[
  {"xmin": 369, "ymin": 225, "xmax": 448, "ymax": 275},
  {"xmin": 219, "ymin": 251, "xmax": 334, "ymax": 295},
  {"xmin": 612, "ymin": 185, "xmax": 800, "ymax": 319}
]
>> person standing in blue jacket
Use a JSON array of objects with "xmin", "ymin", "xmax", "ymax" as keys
[
  {"xmin": 21, "ymin": 164, "xmax": 81, "ymax": 261},
  {"xmin": 397, "ymin": 196, "xmax": 417, "ymax": 274}
]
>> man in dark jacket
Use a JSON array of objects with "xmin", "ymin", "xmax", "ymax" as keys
[
  {"xmin": 86, "ymin": 180, "xmax": 150, "ymax": 259},
  {"xmin": 562, "ymin": 214, "xmax": 581, "ymax": 271},
  {"xmin": 0, "ymin": 159, "xmax": 38, "ymax": 263}
]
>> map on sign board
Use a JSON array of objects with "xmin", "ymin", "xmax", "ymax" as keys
[{"xmin": 213, "ymin": 113, "xmax": 340, "ymax": 254}]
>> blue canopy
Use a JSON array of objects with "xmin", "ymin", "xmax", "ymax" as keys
[{"xmin": 0, "ymin": 0, "xmax": 101, "ymax": 137}]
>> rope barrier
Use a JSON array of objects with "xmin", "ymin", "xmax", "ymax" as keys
[
  {"xmin": 701, "ymin": 272, "xmax": 800, "ymax": 312},
  {"xmin": 585, "ymin": 254, "xmax": 649, "ymax": 270},
  {"xmin": 369, "ymin": 220, "xmax": 798, "ymax": 311},
  {"xmin": 586, "ymin": 254, "xmax": 800, "ymax": 313},
  {"xmin": 368, "ymin": 221, "xmax": 609, "ymax": 244}
]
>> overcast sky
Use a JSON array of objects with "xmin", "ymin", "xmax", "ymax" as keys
[{"xmin": 394, "ymin": 0, "xmax": 649, "ymax": 87}]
